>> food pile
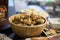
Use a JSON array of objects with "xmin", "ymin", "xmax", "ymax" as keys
[
  {"xmin": 44, "ymin": 28, "xmax": 60, "ymax": 36},
  {"xmin": 12, "ymin": 12, "xmax": 45, "ymax": 26}
]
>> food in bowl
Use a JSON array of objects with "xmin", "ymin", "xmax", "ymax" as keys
[
  {"xmin": 9, "ymin": 9, "xmax": 47, "ymax": 38},
  {"xmin": 12, "ymin": 13, "xmax": 45, "ymax": 26}
]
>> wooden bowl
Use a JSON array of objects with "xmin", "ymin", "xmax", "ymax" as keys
[{"xmin": 9, "ymin": 14, "xmax": 47, "ymax": 38}]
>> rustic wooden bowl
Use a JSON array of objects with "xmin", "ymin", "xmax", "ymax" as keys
[{"xmin": 9, "ymin": 14, "xmax": 47, "ymax": 38}]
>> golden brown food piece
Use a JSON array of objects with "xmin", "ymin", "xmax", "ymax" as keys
[
  {"xmin": 49, "ymin": 29, "xmax": 57, "ymax": 35},
  {"xmin": 20, "ymin": 15, "xmax": 25, "ymax": 19},
  {"xmin": 17, "ymin": 23, "xmax": 23, "ymax": 26},
  {"xmin": 14, "ymin": 16, "xmax": 20, "ymax": 21},
  {"xmin": 44, "ymin": 29, "xmax": 57, "ymax": 36},
  {"xmin": 13, "ymin": 16, "xmax": 20, "ymax": 24},
  {"xmin": 36, "ymin": 18, "xmax": 45, "ymax": 24},
  {"xmin": 13, "ymin": 11, "xmax": 45, "ymax": 26},
  {"xmin": 26, "ymin": 18, "xmax": 32, "ymax": 26},
  {"xmin": 37, "ymin": 16, "xmax": 42, "ymax": 19},
  {"xmin": 39, "ymin": 19, "xmax": 45, "ymax": 24},
  {"xmin": 30, "ymin": 13, "xmax": 38, "ymax": 21},
  {"xmin": 20, "ymin": 13, "xmax": 29, "ymax": 19},
  {"xmin": 32, "ymin": 21, "xmax": 36, "ymax": 25},
  {"xmin": 20, "ymin": 18, "xmax": 24, "ymax": 23},
  {"xmin": 13, "ymin": 20, "xmax": 19, "ymax": 24},
  {"xmin": 46, "ymin": 31, "xmax": 51, "ymax": 35},
  {"xmin": 24, "ymin": 19, "xmax": 28, "ymax": 24},
  {"xmin": 31, "ymin": 24, "xmax": 34, "ymax": 26}
]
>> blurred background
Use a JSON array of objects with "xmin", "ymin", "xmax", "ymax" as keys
[{"xmin": 9, "ymin": 0, "xmax": 60, "ymax": 18}]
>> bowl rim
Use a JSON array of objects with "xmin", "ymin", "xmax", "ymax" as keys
[{"xmin": 9, "ymin": 14, "xmax": 47, "ymax": 27}]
